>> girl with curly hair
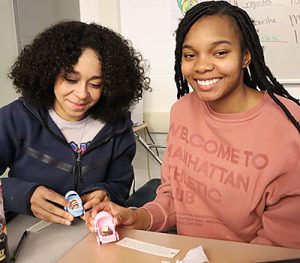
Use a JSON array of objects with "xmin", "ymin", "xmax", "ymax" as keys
[
  {"xmin": 86, "ymin": 1, "xmax": 300, "ymax": 249},
  {"xmin": 0, "ymin": 21, "xmax": 150, "ymax": 225}
]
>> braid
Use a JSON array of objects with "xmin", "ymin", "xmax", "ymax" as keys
[{"xmin": 174, "ymin": 1, "xmax": 300, "ymax": 133}]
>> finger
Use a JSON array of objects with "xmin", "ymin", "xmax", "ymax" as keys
[
  {"xmin": 33, "ymin": 205, "xmax": 73, "ymax": 225},
  {"xmin": 38, "ymin": 191, "xmax": 73, "ymax": 221},
  {"xmin": 44, "ymin": 189, "xmax": 69, "ymax": 207},
  {"xmin": 81, "ymin": 191, "xmax": 107, "ymax": 209},
  {"xmin": 113, "ymin": 213, "xmax": 123, "ymax": 226},
  {"xmin": 90, "ymin": 202, "xmax": 113, "ymax": 218},
  {"xmin": 83, "ymin": 200, "xmax": 94, "ymax": 211},
  {"xmin": 80, "ymin": 193, "xmax": 90, "ymax": 204},
  {"xmin": 83, "ymin": 197, "xmax": 106, "ymax": 211},
  {"xmin": 30, "ymin": 187, "xmax": 74, "ymax": 224},
  {"xmin": 33, "ymin": 195, "xmax": 73, "ymax": 222}
]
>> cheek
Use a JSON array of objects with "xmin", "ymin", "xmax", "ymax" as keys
[
  {"xmin": 219, "ymin": 59, "xmax": 241, "ymax": 76},
  {"xmin": 54, "ymin": 80, "xmax": 72, "ymax": 99},
  {"xmin": 91, "ymin": 89, "xmax": 102, "ymax": 103},
  {"xmin": 181, "ymin": 63, "xmax": 190, "ymax": 78},
  {"xmin": 53, "ymin": 80, "xmax": 62, "ymax": 97}
]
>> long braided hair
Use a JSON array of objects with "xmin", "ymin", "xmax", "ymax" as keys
[{"xmin": 174, "ymin": 1, "xmax": 300, "ymax": 133}]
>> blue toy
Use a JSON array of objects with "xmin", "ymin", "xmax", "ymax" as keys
[{"xmin": 64, "ymin": 190, "xmax": 85, "ymax": 217}]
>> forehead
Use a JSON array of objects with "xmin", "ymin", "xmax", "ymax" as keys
[{"xmin": 183, "ymin": 15, "xmax": 241, "ymax": 46}]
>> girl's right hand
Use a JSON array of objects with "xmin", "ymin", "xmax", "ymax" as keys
[
  {"xmin": 85, "ymin": 201, "xmax": 151, "ymax": 233},
  {"xmin": 30, "ymin": 186, "xmax": 74, "ymax": 225}
]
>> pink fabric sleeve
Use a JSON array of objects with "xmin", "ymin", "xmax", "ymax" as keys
[
  {"xmin": 250, "ymin": 158, "xmax": 300, "ymax": 249},
  {"xmin": 143, "ymin": 125, "xmax": 177, "ymax": 232}
]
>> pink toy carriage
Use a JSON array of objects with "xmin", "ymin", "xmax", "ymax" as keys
[{"xmin": 94, "ymin": 211, "xmax": 119, "ymax": 244}]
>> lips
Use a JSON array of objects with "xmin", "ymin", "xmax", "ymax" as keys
[{"xmin": 68, "ymin": 100, "xmax": 88, "ymax": 110}]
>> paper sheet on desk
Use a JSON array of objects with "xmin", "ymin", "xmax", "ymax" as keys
[
  {"xmin": 117, "ymin": 237, "xmax": 180, "ymax": 258},
  {"xmin": 176, "ymin": 246, "xmax": 209, "ymax": 263}
]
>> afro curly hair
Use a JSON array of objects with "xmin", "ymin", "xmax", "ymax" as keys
[{"xmin": 9, "ymin": 21, "xmax": 151, "ymax": 122}]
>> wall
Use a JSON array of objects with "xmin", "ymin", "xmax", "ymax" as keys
[
  {"xmin": 0, "ymin": 0, "xmax": 18, "ymax": 107},
  {"xmin": 14, "ymin": 0, "xmax": 80, "ymax": 51},
  {"xmin": 79, "ymin": 0, "xmax": 120, "ymax": 31}
]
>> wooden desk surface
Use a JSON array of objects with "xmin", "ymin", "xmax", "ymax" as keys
[{"xmin": 58, "ymin": 228, "xmax": 300, "ymax": 263}]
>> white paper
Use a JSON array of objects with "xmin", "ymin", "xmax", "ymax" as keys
[
  {"xmin": 176, "ymin": 246, "xmax": 209, "ymax": 263},
  {"xmin": 117, "ymin": 237, "xmax": 180, "ymax": 258}
]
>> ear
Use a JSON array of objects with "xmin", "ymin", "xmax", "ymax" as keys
[{"xmin": 242, "ymin": 49, "xmax": 251, "ymax": 68}]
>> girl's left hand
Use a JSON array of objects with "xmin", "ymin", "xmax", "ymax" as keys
[{"xmin": 81, "ymin": 190, "xmax": 109, "ymax": 211}]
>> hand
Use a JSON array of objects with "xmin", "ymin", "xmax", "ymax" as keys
[
  {"xmin": 84, "ymin": 201, "xmax": 151, "ymax": 233},
  {"xmin": 81, "ymin": 190, "xmax": 109, "ymax": 211},
  {"xmin": 30, "ymin": 186, "xmax": 74, "ymax": 225}
]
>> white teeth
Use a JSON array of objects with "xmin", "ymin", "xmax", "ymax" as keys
[{"xmin": 197, "ymin": 78, "xmax": 219, "ymax": 86}]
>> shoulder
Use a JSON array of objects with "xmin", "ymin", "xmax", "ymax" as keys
[
  {"xmin": 273, "ymin": 94, "xmax": 300, "ymax": 119},
  {"xmin": 171, "ymin": 92, "xmax": 202, "ymax": 113},
  {"xmin": 0, "ymin": 98, "xmax": 46, "ymax": 126},
  {"xmin": 264, "ymin": 93, "xmax": 300, "ymax": 130},
  {"xmin": 263, "ymin": 93, "xmax": 300, "ymax": 145},
  {"xmin": 0, "ymin": 99, "xmax": 24, "ymax": 116}
]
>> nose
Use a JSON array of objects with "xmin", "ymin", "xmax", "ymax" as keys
[
  {"xmin": 74, "ymin": 82, "xmax": 89, "ymax": 99},
  {"xmin": 194, "ymin": 55, "xmax": 214, "ymax": 73}
]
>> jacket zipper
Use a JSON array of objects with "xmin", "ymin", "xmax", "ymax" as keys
[
  {"xmin": 74, "ymin": 151, "xmax": 83, "ymax": 191},
  {"xmin": 73, "ymin": 134, "xmax": 114, "ymax": 191}
]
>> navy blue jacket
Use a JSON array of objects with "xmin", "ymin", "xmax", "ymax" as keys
[{"xmin": 0, "ymin": 99, "xmax": 135, "ymax": 215}]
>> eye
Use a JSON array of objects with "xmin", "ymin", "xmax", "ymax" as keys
[
  {"xmin": 182, "ymin": 53, "xmax": 195, "ymax": 60},
  {"xmin": 66, "ymin": 78, "xmax": 78, "ymax": 84},
  {"xmin": 214, "ymin": 50, "xmax": 229, "ymax": 57},
  {"xmin": 63, "ymin": 75, "xmax": 78, "ymax": 84},
  {"xmin": 89, "ymin": 83, "xmax": 102, "ymax": 89}
]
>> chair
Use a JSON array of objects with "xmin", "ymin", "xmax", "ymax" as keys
[{"xmin": 126, "ymin": 178, "xmax": 161, "ymax": 208}]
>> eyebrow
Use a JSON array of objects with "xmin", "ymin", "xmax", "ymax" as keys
[{"xmin": 182, "ymin": 40, "xmax": 232, "ymax": 49}]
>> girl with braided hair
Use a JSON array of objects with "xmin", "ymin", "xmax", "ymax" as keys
[{"xmin": 86, "ymin": 1, "xmax": 300, "ymax": 248}]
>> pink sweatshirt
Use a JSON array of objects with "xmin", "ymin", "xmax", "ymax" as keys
[{"xmin": 144, "ymin": 92, "xmax": 300, "ymax": 248}]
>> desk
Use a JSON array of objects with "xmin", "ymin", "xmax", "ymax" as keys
[
  {"xmin": 58, "ymin": 228, "xmax": 300, "ymax": 263},
  {"xmin": 7, "ymin": 215, "xmax": 300, "ymax": 263},
  {"xmin": 7, "ymin": 215, "xmax": 88, "ymax": 263}
]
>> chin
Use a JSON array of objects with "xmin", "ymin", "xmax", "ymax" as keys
[{"xmin": 195, "ymin": 92, "xmax": 217, "ymax": 102}]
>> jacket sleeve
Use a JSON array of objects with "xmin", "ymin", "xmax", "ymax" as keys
[
  {"xmin": 0, "ymin": 104, "xmax": 41, "ymax": 215},
  {"xmin": 81, "ymin": 128, "xmax": 136, "ymax": 206},
  {"xmin": 250, "ymin": 157, "xmax": 300, "ymax": 249},
  {"xmin": 2, "ymin": 177, "xmax": 41, "ymax": 215}
]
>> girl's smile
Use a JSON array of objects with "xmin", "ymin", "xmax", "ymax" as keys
[{"xmin": 195, "ymin": 77, "xmax": 222, "ymax": 91}]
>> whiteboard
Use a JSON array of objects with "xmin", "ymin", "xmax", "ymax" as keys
[{"xmin": 120, "ymin": 0, "xmax": 300, "ymax": 84}]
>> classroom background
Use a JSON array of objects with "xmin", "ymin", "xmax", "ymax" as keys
[{"xmin": 1, "ymin": 0, "xmax": 299, "ymax": 190}]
